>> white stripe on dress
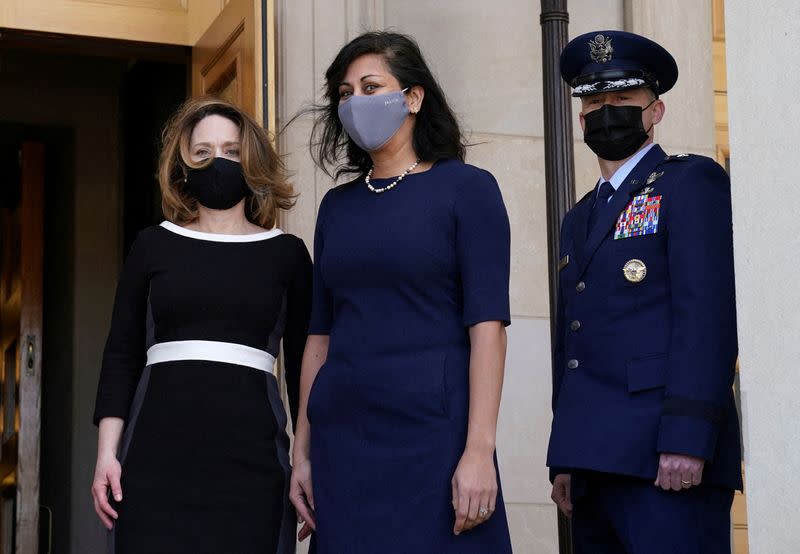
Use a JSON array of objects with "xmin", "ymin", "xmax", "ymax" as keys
[
  {"xmin": 160, "ymin": 221, "xmax": 283, "ymax": 243},
  {"xmin": 146, "ymin": 340, "xmax": 277, "ymax": 374}
]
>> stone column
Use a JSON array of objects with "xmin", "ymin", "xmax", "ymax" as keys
[
  {"xmin": 623, "ymin": 0, "xmax": 716, "ymax": 158},
  {"xmin": 726, "ymin": 1, "xmax": 800, "ymax": 551}
]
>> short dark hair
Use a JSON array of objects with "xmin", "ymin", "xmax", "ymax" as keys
[{"xmin": 310, "ymin": 31, "xmax": 466, "ymax": 179}]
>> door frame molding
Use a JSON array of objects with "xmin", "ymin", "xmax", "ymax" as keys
[{"xmin": 16, "ymin": 141, "xmax": 44, "ymax": 554}]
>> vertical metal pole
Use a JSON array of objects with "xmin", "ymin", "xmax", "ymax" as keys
[
  {"xmin": 540, "ymin": 1, "xmax": 575, "ymax": 553},
  {"xmin": 261, "ymin": 0, "xmax": 270, "ymax": 131}
]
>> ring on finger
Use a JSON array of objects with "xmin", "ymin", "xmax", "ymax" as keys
[
  {"xmin": 681, "ymin": 479, "xmax": 692, "ymax": 488},
  {"xmin": 478, "ymin": 506, "xmax": 489, "ymax": 518}
]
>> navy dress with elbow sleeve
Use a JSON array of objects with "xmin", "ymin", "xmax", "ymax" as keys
[
  {"xmin": 307, "ymin": 159, "xmax": 513, "ymax": 553},
  {"xmin": 93, "ymin": 222, "xmax": 311, "ymax": 554}
]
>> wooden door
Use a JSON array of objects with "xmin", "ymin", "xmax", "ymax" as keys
[
  {"xmin": 0, "ymin": 142, "xmax": 44, "ymax": 554},
  {"xmin": 192, "ymin": 0, "xmax": 258, "ymax": 117}
]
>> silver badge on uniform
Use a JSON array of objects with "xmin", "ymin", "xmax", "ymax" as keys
[{"xmin": 623, "ymin": 259, "xmax": 647, "ymax": 283}]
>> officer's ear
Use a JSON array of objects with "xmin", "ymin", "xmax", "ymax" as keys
[{"xmin": 651, "ymin": 99, "xmax": 665, "ymax": 125}]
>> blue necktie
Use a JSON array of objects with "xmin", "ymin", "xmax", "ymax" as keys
[{"xmin": 588, "ymin": 181, "xmax": 615, "ymax": 232}]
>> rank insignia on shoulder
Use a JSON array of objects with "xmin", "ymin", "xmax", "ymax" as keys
[
  {"xmin": 615, "ymin": 193, "xmax": 662, "ymax": 240},
  {"xmin": 665, "ymin": 153, "xmax": 691, "ymax": 161},
  {"xmin": 559, "ymin": 254, "xmax": 570, "ymax": 271}
]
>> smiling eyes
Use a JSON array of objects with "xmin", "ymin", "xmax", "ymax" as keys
[
  {"xmin": 338, "ymin": 83, "xmax": 381, "ymax": 99},
  {"xmin": 193, "ymin": 147, "xmax": 240, "ymax": 159}
]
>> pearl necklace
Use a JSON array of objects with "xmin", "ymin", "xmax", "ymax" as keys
[{"xmin": 365, "ymin": 159, "xmax": 421, "ymax": 194}]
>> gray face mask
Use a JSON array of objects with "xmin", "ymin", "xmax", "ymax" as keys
[{"xmin": 337, "ymin": 88, "xmax": 410, "ymax": 152}]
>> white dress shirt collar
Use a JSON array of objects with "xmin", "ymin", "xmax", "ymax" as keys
[{"xmin": 597, "ymin": 142, "xmax": 657, "ymax": 195}]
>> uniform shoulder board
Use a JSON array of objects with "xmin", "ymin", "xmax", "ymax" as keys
[{"xmin": 664, "ymin": 153, "xmax": 694, "ymax": 162}]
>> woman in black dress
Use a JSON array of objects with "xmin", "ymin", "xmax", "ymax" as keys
[{"xmin": 90, "ymin": 96, "xmax": 311, "ymax": 554}]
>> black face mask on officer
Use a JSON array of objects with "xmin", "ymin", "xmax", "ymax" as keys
[
  {"xmin": 583, "ymin": 100, "xmax": 656, "ymax": 161},
  {"xmin": 185, "ymin": 157, "xmax": 250, "ymax": 210}
]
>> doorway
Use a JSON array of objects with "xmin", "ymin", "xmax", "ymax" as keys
[
  {"xmin": 0, "ymin": 34, "xmax": 187, "ymax": 552},
  {"xmin": 0, "ymin": 1, "xmax": 269, "ymax": 549},
  {"xmin": 0, "ymin": 125, "xmax": 74, "ymax": 554}
]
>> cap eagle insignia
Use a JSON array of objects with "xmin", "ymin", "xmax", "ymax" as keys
[{"xmin": 589, "ymin": 34, "xmax": 613, "ymax": 63}]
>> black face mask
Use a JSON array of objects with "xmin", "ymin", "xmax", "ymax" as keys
[
  {"xmin": 583, "ymin": 102, "xmax": 654, "ymax": 161},
  {"xmin": 185, "ymin": 157, "xmax": 250, "ymax": 210}
]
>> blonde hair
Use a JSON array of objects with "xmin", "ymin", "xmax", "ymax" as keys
[{"xmin": 158, "ymin": 96, "xmax": 294, "ymax": 228}]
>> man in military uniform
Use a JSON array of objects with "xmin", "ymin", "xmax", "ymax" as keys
[{"xmin": 546, "ymin": 30, "xmax": 742, "ymax": 553}]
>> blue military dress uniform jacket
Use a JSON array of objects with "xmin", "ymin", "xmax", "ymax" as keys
[{"xmin": 547, "ymin": 144, "xmax": 743, "ymax": 491}]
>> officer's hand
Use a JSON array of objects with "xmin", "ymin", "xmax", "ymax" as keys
[
  {"xmin": 551, "ymin": 474, "xmax": 572, "ymax": 517},
  {"xmin": 655, "ymin": 453, "xmax": 705, "ymax": 491}
]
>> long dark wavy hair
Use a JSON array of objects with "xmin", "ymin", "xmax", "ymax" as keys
[{"xmin": 310, "ymin": 31, "xmax": 466, "ymax": 179}]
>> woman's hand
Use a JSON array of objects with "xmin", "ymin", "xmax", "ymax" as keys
[
  {"xmin": 290, "ymin": 335, "xmax": 328, "ymax": 541},
  {"xmin": 290, "ymin": 457, "xmax": 316, "ymax": 541},
  {"xmin": 451, "ymin": 446, "xmax": 498, "ymax": 535},
  {"xmin": 91, "ymin": 452, "xmax": 122, "ymax": 530},
  {"xmin": 452, "ymin": 322, "xmax": 505, "ymax": 535}
]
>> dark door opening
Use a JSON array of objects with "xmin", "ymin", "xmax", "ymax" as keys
[
  {"xmin": 0, "ymin": 30, "xmax": 188, "ymax": 553},
  {"xmin": 121, "ymin": 59, "xmax": 189, "ymax": 250}
]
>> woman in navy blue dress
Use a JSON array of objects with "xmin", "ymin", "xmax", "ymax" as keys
[{"xmin": 289, "ymin": 32, "xmax": 513, "ymax": 553}]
